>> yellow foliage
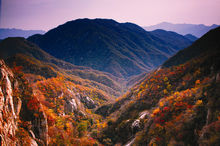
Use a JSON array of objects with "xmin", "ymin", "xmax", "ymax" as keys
[
  {"xmin": 152, "ymin": 108, "xmax": 160, "ymax": 116},
  {"xmin": 167, "ymin": 84, "xmax": 171, "ymax": 90},
  {"xmin": 195, "ymin": 100, "xmax": 203, "ymax": 106},
  {"xmin": 145, "ymin": 84, "xmax": 149, "ymax": 89},
  {"xmin": 167, "ymin": 95, "xmax": 174, "ymax": 101},
  {"xmin": 159, "ymin": 100, "xmax": 164, "ymax": 107},
  {"xmin": 176, "ymin": 96, "xmax": 182, "ymax": 101},
  {"xmin": 195, "ymin": 80, "xmax": 200, "ymax": 85},
  {"xmin": 137, "ymin": 91, "xmax": 142, "ymax": 99},
  {"xmin": 164, "ymin": 77, "xmax": 168, "ymax": 82},
  {"xmin": 173, "ymin": 91, "xmax": 180, "ymax": 97},
  {"xmin": 163, "ymin": 89, "xmax": 168, "ymax": 94},
  {"xmin": 85, "ymin": 109, "xmax": 92, "ymax": 114}
]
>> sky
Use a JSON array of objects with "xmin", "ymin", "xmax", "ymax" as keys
[{"xmin": 0, "ymin": 0, "xmax": 220, "ymax": 31}]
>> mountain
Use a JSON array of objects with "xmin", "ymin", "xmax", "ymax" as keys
[
  {"xmin": 0, "ymin": 60, "xmax": 48, "ymax": 145},
  {"xmin": 0, "ymin": 37, "xmax": 124, "ymax": 97},
  {"xmin": 184, "ymin": 34, "xmax": 198, "ymax": 42},
  {"xmin": 163, "ymin": 27, "xmax": 220, "ymax": 67},
  {"xmin": 0, "ymin": 58, "xmax": 105, "ymax": 145},
  {"xmin": 150, "ymin": 29, "xmax": 193, "ymax": 50},
  {"xmin": 0, "ymin": 37, "xmax": 124, "ymax": 145},
  {"xmin": 144, "ymin": 22, "xmax": 219, "ymax": 38},
  {"xmin": 97, "ymin": 27, "xmax": 220, "ymax": 145},
  {"xmin": 28, "ymin": 18, "xmax": 193, "ymax": 78},
  {"xmin": 0, "ymin": 24, "xmax": 219, "ymax": 145},
  {"xmin": 0, "ymin": 28, "xmax": 45, "ymax": 39}
]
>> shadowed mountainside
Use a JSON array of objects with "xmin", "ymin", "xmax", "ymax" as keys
[
  {"xmin": 28, "ymin": 18, "xmax": 193, "ymax": 78},
  {"xmin": 0, "ymin": 37, "xmax": 125, "ymax": 98}
]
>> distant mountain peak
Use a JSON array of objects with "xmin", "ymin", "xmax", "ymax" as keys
[
  {"xmin": 162, "ymin": 26, "xmax": 220, "ymax": 68},
  {"xmin": 0, "ymin": 28, "xmax": 45, "ymax": 39},
  {"xmin": 144, "ymin": 22, "xmax": 219, "ymax": 37}
]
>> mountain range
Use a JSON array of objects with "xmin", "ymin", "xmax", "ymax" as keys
[
  {"xmin": 0, "ymin": 18, "xmax": 219, "ymax": 146},
  {"xmin": 98, "ymin": 26, "xmax": 220, "ymax": 145},
  {"xmin": 0, "ymin": 28, "xmax": 45, "ymax": 39},
  {"xmin": 0, "ymin": 37, "xmax": 124, "ymax": 98},
  {"xmin": 28, "ymin": 18, "xmax": 193, "ymax": 78},
  {"xmin": 144, "ymin": 22, "xmax": 219, "ymax": 38}
]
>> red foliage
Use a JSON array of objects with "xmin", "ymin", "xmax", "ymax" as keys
[
  {"xmin": 163, "ymin": 106, "xmax": 169, "ymax": 111},
  {"xmin": 27, "ymin": 97, "xmax": 39, "ymax": 111}
]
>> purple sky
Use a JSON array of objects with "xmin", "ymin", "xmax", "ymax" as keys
[{"xmin": 1, "ymin": 0, "xmax": 220, "ymax": 31}]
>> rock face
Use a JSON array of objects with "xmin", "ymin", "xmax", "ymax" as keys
[
  {"xmin": 31, "ymin": 104, "xmax": 48, "ymax": 146},
  {"xmin": 77, "ymin": 94, "xmax": 97, "ymax": 109},
  {"xmin": 0, "ymin": 60, "xmax": 48, "ymax": 146},
  {"xmin": 64, "ymin": 88, "xmax": 98, "ymax": 116},
  {"xmin": 0, "ymin": 60, "xmax": 19, "ymax": 145}
]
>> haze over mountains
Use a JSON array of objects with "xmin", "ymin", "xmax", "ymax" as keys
[
  {"xmin": 0, "ymin": 28, "xmax": 45, "ymax": 39},
  {"xmin": 28, "ymin": 18, "xmax": 193, "ymax": 78},
  {"xmin": 144, "ymin": 22, "xmax": 219, "ymax": 38}
]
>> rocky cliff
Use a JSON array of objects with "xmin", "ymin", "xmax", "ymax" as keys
[
  {"xmin": 0, "ymin": 60, "xmax": 48, "ymax": 146},
  {"xmin": 0, "ymin": 60, "xmax": 19, "ymax": 145}
]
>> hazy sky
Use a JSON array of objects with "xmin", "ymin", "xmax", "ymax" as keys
[{"xmin": 1, "ymin": 0, "xmax": 220, "ymax": 31}]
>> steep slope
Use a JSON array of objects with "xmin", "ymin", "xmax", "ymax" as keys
[
  {"xmin": 97, "ymin": 26, "xmax": 220, "ymax": 145},
  {"xmin": 0, "ymin": 60, "xmax": 105, "ymax": 145},
  {"xmin": 0, "ymin": 60, "xmax": 48, "ymax": 145},
  {"xmin": 0, "ymin": 37, "xmax": 124, "ymax": 97},
  {"xmin": 150, "ymin": 29, "xmax": 193, "ymax": 50},
  {"xmin": 144, "ymin": 22, "xmax": 219, "ymax": 37},
  {"xmin": 0, "ymin": 28, "xmax": 45, "ymax": 39},
  {"xmin": 0, "ymin": 60, "xmax": 20, "ymax": 146},
  {"xmin": 0, "ymin": 37, "xmax": 124, "ymax": 145},
  {"xmin": 163, "ymin": 27, "xmax": 220, "ymax": 67},
  {"xmin": 28, "ymin": 18, "xmax": 192, "ymax": 78}
]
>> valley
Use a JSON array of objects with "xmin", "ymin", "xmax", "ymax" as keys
[{"xmin": 0, "ymin": 19, "xmax": 219, "ymax": 146}]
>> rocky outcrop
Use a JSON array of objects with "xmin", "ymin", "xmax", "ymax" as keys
[
  {"xmin": 0, "ymin": 60, "xmax": 48, "ymax": 146},
  {"xmin": 64, "ymin": 88, "xmax": 97, "ymax": 116},
  {"xmin": 64, "ymin": 89, "xmax": 84, "ymax": 116},
  {"xmin": 76, "ymin": 93, "xmax": 97, "ymax": 109},
  {"xmin": 19, "ymin": 89, "xmax": 48, "ymax": 146},
  {"xmin": 64, "ymin": 98, "xmax": 79, "ymax": 113},
  {"xmin": 0, "ymin": 60, "xmax": 20, "ymax": 145},
  {"xmin": 0, "ymin": 60, "xmax": 19, "ymax": 145},
  {"xmin": 31, "ymin": 104, "xmax": 48, "ymax": 146},
  {"xmin": 131, "ymin": 111, "xmax": 149, "ymax": 133}
]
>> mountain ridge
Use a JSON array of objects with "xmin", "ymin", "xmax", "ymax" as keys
[
  {"xmin": 28, "ymin": 18, "xmax": 193, "ymax": 78},
  {"xmin": 0, "ymin": 37, "xmax": 125, "ymax": 97},
  {"xmin": 144, "ymin": 22, "xmax": 219, "ymax": 37},
  {"xmin": 163, "ymin": 26, "xmax": 220, "ymax": 68},
  {"xmin": 0, "ymin": 28, "xmax": 45, "ymax": 39},
  {"xmin": 97, "ymin": 25, "xmax": 220, "ymax": 146}
]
